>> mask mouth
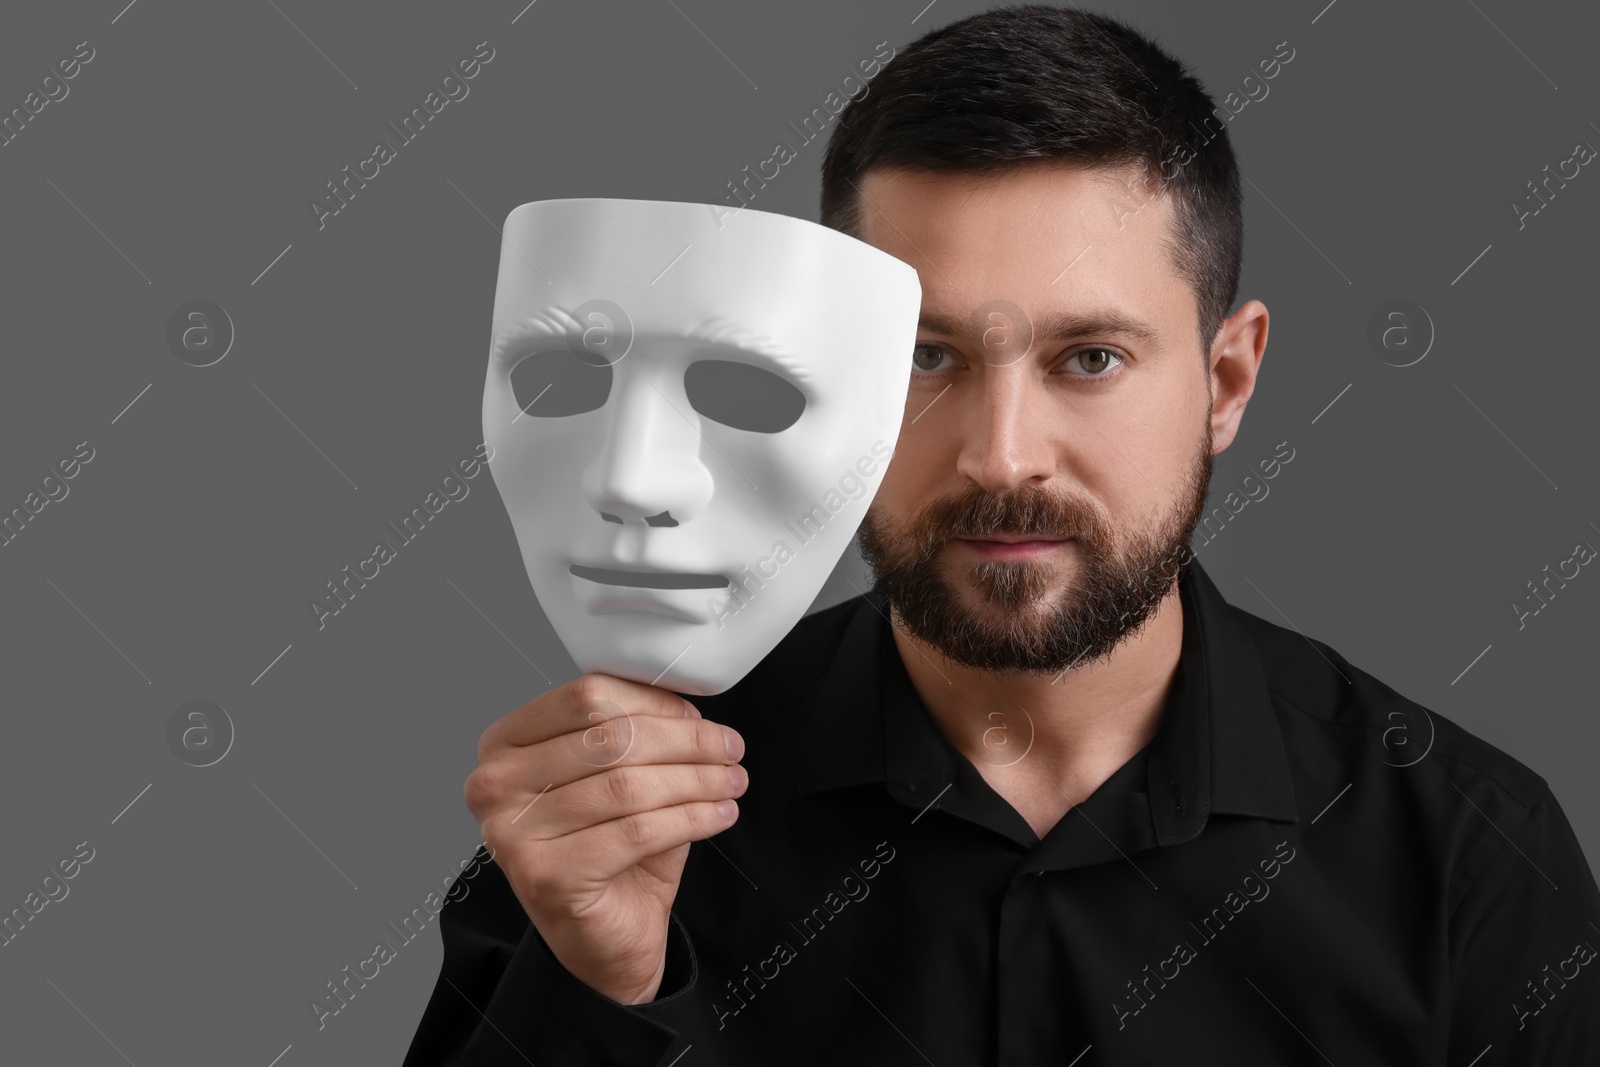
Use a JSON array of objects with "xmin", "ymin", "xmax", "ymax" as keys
[{"xmin": 569, "ymin": 563, "xmax": 730, "ymax": 590}]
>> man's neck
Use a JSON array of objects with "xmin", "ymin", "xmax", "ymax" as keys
[{"xmin": 888, "ymin": 585, "xmax": 1185, "ymax": 839}]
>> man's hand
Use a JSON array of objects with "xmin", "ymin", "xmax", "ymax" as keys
[{"xmin": 464, "ymin": 673, "xmax": 747, "ymax": 1005}]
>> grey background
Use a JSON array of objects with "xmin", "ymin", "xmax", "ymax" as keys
[{"xmin": 1, "ymin": 0, "xmax": 1595, "ymax": 1063}]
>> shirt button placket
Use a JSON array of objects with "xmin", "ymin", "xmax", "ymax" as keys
[{"xmin": 996, "ymin": 869, "xmax": 1047, "ymax": 1067}]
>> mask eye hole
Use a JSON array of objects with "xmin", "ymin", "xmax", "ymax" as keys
[
  {"xmin": 684, "ymin": 359, "xmax": 805, "ymax": 433},
  {"xmin": 509, "ymin": 350, "xmax": 612, "ymax": 417}
]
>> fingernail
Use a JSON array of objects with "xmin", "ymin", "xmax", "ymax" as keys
[
  {"xmin": 714, "ymin": 798, "xmax": 738, "ymax": 819},
  {"xmin": 722, "ymin": 726, "xmax": 743, "ymax": 760},
  {"xmin": 727, "ymin": 764, "xmax": 748, "ymax": 790},
  {"xmin": 683, "ymin": 701, "xmax": 701, "ymax": 718}
]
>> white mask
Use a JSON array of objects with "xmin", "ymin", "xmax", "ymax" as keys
[{"xmin": 482, "ymin": 199, "xmax": 921, "ymax": 695}]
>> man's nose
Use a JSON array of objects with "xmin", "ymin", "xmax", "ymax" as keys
[
  {"xmin": 581, "ymin": 375, "xmax": 716, "ymax": 525},
  {"xmin": 954, "ymin": 365, "xmax": 1058, "ymax": 491}
]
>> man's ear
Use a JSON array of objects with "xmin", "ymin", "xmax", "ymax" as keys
[{"xmin": 1207, "ymin": 300, "xmax": 1269, "ymax": 454}]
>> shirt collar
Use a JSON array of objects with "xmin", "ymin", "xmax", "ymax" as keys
[{"xmin": 793, "ymin": 557, "xmax": 1300, "ymax": 844}]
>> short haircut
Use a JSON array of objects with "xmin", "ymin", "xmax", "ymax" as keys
[{"xmin": 821, "ymin": 3, "xmax": 1244, "ymax": 359}]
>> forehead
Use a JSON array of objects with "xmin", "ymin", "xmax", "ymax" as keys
[{"xmin": 852, "ymin": 162, "xmax": 1194, "ymax": 340}]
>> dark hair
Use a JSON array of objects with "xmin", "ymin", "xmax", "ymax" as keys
[{"xmin": 820, "ymin": 3, "xmax": 1243, "ymax": 358}]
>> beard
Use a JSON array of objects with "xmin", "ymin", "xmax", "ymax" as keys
[{"xmin": 856, "ymin": 423, "xmax": 1214, "ymax": 675}]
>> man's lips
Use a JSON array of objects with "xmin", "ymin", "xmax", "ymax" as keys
[
  {"xmin": 956, "ymin": 534, "xmax": 1070, "ymax": 544},
  {"xmin": 952, "ymin": 535, "xmax": 1073, "ymax": 560}
]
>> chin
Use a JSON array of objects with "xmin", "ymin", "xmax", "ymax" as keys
[{"xmin": 958, "ymin": 575, "xmax": 1065, "ymax": 615}]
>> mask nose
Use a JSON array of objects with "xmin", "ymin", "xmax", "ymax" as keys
[
  {"xmin": 581, "ymin": 373, "xmax": 716, "ymax": 526},
  {"xmin": 598, "ymin": 508, "xmax": 678, "ymax": 527}
]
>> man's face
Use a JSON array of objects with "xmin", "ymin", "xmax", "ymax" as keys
[{"xmin": 855, "ymin": 162, "xmax": 1219, "ymax": 674}]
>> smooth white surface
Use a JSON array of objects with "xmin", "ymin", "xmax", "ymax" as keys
[{"xmin": 483, "ymin": 199, "xmax": 922, "ymax": 695}]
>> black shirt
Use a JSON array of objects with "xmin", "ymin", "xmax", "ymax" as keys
[{"xmin": 403, "ymin": 558, "xmax": 1600, "ymax": 1065}]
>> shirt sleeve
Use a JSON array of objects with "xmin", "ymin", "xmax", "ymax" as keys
[
  {"xmin": 403, "ymin": 858, "xmax": 702, "ymax": 1067},
  {"xmin": 1447, "ymin": 782, "xmax": 1600, "ymax": 1061}
]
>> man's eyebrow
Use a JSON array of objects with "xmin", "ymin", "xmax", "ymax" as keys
[{"xmin": 918, "ymin": 308, "xmax": 1163, "ymax": 346}]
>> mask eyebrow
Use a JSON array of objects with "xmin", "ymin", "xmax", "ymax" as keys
[
  {"xmin": 491, "ymin": 306, "xmax": 576, "ymax": 365},
  {"xmin": 685, "ymin": 318, "xmax": 811, "ymax": 383},
  {"xmin": 491, "ymin": 309, "xmax": 814, "ymax": 383}
]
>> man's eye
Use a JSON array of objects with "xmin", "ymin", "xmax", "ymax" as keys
[
  {"xmin": 1062, "ymin": 347, "xmax": 1124, "ymax": 377},
  {"xmin": 911, "ymin": 343, "xmax": 954, "ymax": 373}
]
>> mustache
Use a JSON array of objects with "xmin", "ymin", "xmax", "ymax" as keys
[{"xmin": 905, "ymin": 484, "xmax": 1105, "ymax": 550}]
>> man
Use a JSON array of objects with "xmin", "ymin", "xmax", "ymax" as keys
[{"xmin": 404, "ymin": 6, "xmax": 1600, "ymax": 1064}]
